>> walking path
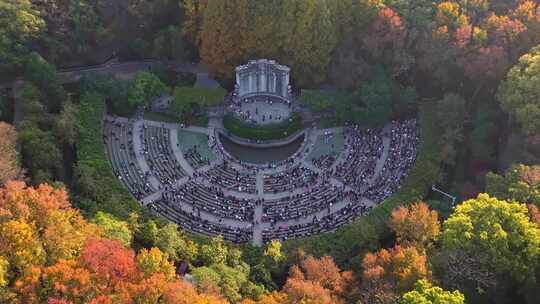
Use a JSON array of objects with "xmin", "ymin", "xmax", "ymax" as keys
[
  {"xmin": 132, "ymin": 120, "xmax": 161, "ymax": 189},
  {"xmin": 253, "ymin": 204, "xmax": 264, "ymax": 245},
  {"xmin": 256, "ymin": 172, "xmax": 264, "ymax": 196},
  {"xmin": 370, "ymin": 136, "xmax": 391, "ymax": 183}
]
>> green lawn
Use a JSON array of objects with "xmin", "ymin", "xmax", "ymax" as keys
[
  {"xmin": 307, "ymin": 130, "xmax": 345, "ymax": 160},
  {"xmin": 177, "ymin": 129, "xmax": 217, "ymax": 161}
]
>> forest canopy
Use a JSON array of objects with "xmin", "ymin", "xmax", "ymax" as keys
[{"xmin": 1, "ymin": 0, "xmax": 540, "ymax": 304}]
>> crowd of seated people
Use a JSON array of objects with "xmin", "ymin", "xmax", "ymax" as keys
[
  {"xmin": 148, "ymin": 198, "xmax": 252, "ymax": 243},
  {"xmin": 263, "ymin": 165, "xmax": 318, "ymax": 193},
  {"xmin": 201, "ymin": 161, "xmax": 257, "ymax": 193},
  {"xmin": 261, "ymin": 181, "xmax": 344, "ymax": 222},
  {"xmin": 333, "ymin": 126, "xmax": 383, "ymax": 192},
  {"xmin": 312, "ymin": 155, "xmax": 336, "ymax": 170},
  {"xmin": 161, "ymin": 181, "xmax": 256, "ymax": 221},
  {"xmin": 140, "ymin": 125, "xmax": 185, "ymax": 187},
  {"xmin": 184, "ymin": 145, "xmax": 210, "ymax": 169},
  {"xmin": 104, "ymin": 118, "xmax": 155, "ymax": 199},
  {"xmin": 105, "ymin": 111, "xmax": 418, "ymax": 243},
  {"xmin": 262, "ymin": 192, "xmax": 371, "ymax": 242},
  {"xmin": 365, "ymin": 120, "xmax": 418, "ymax": 203},
  {"xmin": 261, "ymin": 120, "xmax": 418, "ymax": 242}
]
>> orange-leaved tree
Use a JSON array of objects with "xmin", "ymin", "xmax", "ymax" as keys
[
  {"xmin": 389, "ymin": 202, "xmax": 441, "ymax": 249},
  {"xmin": 360, "ymin": 245, "xmax": 431, "ymax": 304},
  {"xmin": 282, "ymin": 255, "xmax": 355, "ymax": 304},
  {"xmin": 0, "ymin": 181, "xmax": 229, "ymax": 304}
]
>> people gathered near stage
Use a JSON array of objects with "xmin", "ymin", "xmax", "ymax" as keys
[{"xmin": 105, "ymin": 112, "xmax": 418, "ymax": 244}]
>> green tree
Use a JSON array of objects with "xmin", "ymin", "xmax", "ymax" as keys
[
  {"xmin": 128, "ymin": 0, "xmax": 181, "ymax": 34},
  {"xmin": 192, "ymin": 262, "xmax": 254, "ymax": 303},
  {"xmin": 198, "ymin": 0, "xmax": 249, "ymax": 78},
  {"xmin": 153, "ymin": 25, "xmax": 189, "ymax": 61},
  {"xmin": 399, "ymin": 279, "xmax": 465, "ymax": 304},
  {"xmin": 279, "ymin": 0, "xmax": 339, "ymax": 86},
  {"xmin": 136, "ymin": 247, "xmax": 176, "ymax": 280},
  {"xmin": 470, "ymin": 101, "xmax": 499, "ymax": 165},
  {"xmin": 264, "ymin": 240, "xmax": 284, "ymax": 264},
  {"xmin": 442, "ymin": 193, "xmax": 540, "ymax": 281},
  {"xmin": 18, "ymin": 121, "xmax": 62, "ymax": 184},
  {"xmin": 79, "ymin": 73, "xmax": 132, "ymax": 116},
  {"xmin": 91, "ymin": 212, "xmax": 133, "ymax": 247},
  {"xmin": 128, "ymin": 72, "xmax": 168, "ymax": 110},
  {"xmin": 497, "ymin": 44, "xmax": 540, "ymax": 135},
  {"xmin": 24, "ymin": 53, "xmax": 66, "ymax": 113},
  {"xmin": 19, "ymin": 83, "xmax": 45, "ymax": 117},
  {"xmin": 385, "ymin": 0, "xmax": 436, "ymax": 29},
  {"xmin": 436, "ymin": 93, "xmax": 466, "ymax": 167},
  {"xmin": 137, "ymin": 219, "xmax": 159, "ymax": 247},
  {"xmin": 485, "ymin": 164, "xmax": 540, "ymax": 206},
  {"xmin": 0, "ymin": 0, "xmax": 44, "ymax": 72},
  {"xmin": 355, "ymin": 67, "xmax": 395, "ymax": 126},
  {"xmin": 35, "ymin": 0, "xmax": 109, "ymax": 63},
  {"xmin": 199, "ymin": 236, "xmax": 228, "ymax": 265},
  {"xmin": 55, "ymin": 101, "xmax": 80, "ymax": 146},
  {"xmin": 333, "ymin": 0, "xmax": 381, "ymax": 37},
  {"xmin": 155, "ymin": 223, "xmax": 198, "ymax": 263}
]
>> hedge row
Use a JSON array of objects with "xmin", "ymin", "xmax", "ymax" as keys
[
  {"xmin": 74, "ymin": 91, "xmax": 142, "ymax": 219},
  {"xmin": 223, "ymin": 114, "xmax": 303, "ymax": 141},
  {"xmin": 282, "ymin": 103, "xmax": 443, "ymax": 269}
]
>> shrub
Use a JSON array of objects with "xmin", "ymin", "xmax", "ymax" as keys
[
  {"xmin": 73, "ymin": 91, "xmax": 141, "ymax": 219},
  {"xmin": 223, "ymin": 114, "xmax": 303, "ymax": 141}
]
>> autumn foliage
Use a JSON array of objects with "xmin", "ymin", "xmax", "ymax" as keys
[
  {"xmin": 389, "ymin": 202, "xmax": 441, "ymax": 249},
  {"xmin": 0, "ymin": 181, "xmax": 228, "ymax": 303}
]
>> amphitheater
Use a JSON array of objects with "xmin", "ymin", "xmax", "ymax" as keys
[{"xmin": 104, "ymin": 60, "xmax": 419, "ymax": 245}]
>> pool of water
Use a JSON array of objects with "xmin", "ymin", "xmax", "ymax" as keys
[{"xmin": 219, "ymin": 134, "xmax": 304, "ymax": 164}]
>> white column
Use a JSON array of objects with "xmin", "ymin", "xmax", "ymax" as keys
[
  {"xmin": 261, "ymin": 71, "xmax": 267, "ymax": 92},
  {"xmin": 273, "ymin": 73, "xmax": 277, "ymax": 94},
  {"xmin": 249, "ymin": 72, "xmax": 253, "ymax": 95},
  {"xmin": 281, "ymin": 73, "xmax": 287, "ymax": 97}
]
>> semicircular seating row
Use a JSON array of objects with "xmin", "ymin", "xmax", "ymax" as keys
[{"xmin": 104, "ymin": 116, "xmax": 418, "ymax": 243}]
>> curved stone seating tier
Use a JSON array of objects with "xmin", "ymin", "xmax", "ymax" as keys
[
  {"xmin": 261, "ymin": 120, "xmax": 418, "ymax": 242},
  {"xmin": 263, "ymin": 165, "xmax": 318, "ymax": 193},
  {"xmin": 311, "ymin": 155, "xmax": 336, "ymax": 170},
  {"xmin": 262, "ymin": 182, "xmax": 342, "ymax": 222},
  {"xmin": 365, "ymin": 120, "xmax": 418, "ymax": 203},
  {"xmin": 148, "ymin": 200, "xmax": 252, "ymax": 243},
  {"xmin": 141, "ymin": 125, "xmax": 185, "ymax": 186},
  {"xmin": 262, "ymin": 200, "xmax": 371, "ymax": 242},
  {"xmin": 163, "ymin": 182, "xmax": 255, "ymax": 221},
  {"xmin": 333, "ymin": 128, "xmax": 383, "ymax": 192},
  {"xmin": 104, "ymin": 119, "xmax": 155, "ymax": 199},
  {"xmin": 201, "ymin": 162, "xmax": 257, "ymax": 193}
]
